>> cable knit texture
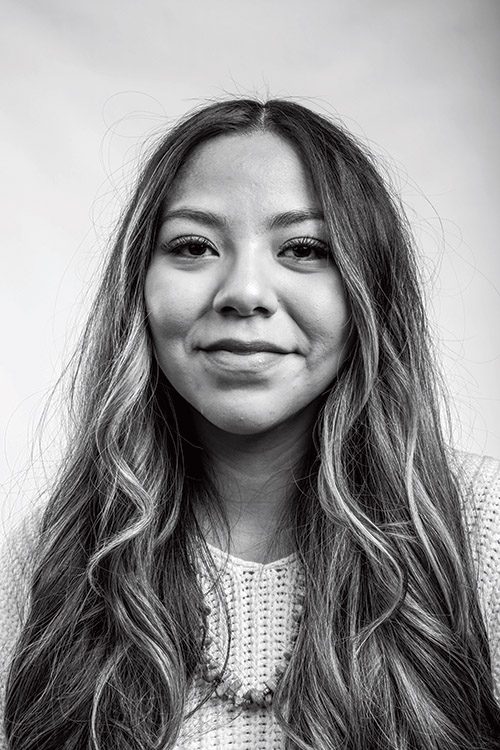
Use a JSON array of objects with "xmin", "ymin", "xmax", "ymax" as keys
[{"xmin": 1, "ymin": 450, "xmax": 499, "ymax": 748}]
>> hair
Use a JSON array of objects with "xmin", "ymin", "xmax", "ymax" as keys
[{"xmin": 4, "ymin": 98, "xmax": 500, "ymax": 749}]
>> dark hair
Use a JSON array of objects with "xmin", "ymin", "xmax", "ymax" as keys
[{"xmin": 5, "ymin": 98, "xmax": 500, "ymax": 749}]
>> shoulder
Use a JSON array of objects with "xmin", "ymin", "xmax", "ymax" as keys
[
  {"xmin": 450, "ymin": 449, "xmax": 500, "ymax": 563},
  {"xmin": 450, "ymin": 449, "xmax": 500, "ymax": 696},
  {"xmin": 0, "ymin": 504, "xmax": 45, "ymax": 748},
  {"xmin": 450, "ymin": 449, "xmax": 500, "ymax": 591},
  {"xmin": 0, "ymin": 501, "xmax": 44, "ymax": 667},
  {"xmin": 0, "ymin": 501, "xmax": 45, "ymax": 584},
  {"xmin": 451, "ymin": 448, "xmax": 500, "ymax": 500}
]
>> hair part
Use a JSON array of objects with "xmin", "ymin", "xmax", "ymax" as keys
[{"xmin": 5, "ymin": 97, "xmax": 500, "ymax": 749}]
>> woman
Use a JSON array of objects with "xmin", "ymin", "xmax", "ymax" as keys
[{"xmin": 1, "ymin": 98, "xmax": 499, "ymax": 749}]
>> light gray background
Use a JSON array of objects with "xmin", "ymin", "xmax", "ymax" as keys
[{"xmin": 1, "ymin": 0, "xmax": 499, "ymax": 524}]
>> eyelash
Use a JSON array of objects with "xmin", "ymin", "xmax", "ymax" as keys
[
  {"xmin": 162, "ymin": 235, "xmax": 330, "ymax": 261},
  {"xmin": 280, "ymin": 236, "xmax": 329, "ymax": 260},
  {"xmin": 164, "ymin": 235, "xmax": 217, "ymax": 257}
]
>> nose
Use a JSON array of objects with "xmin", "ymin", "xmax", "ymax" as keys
[{"xmin": 212, "ymin": 250, "xmax": 278, "ymax": 317}]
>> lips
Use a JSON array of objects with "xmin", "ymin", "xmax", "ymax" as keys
[{"xmin": 201, "ymin": 338, "xmax": 290, "ymax": 354}]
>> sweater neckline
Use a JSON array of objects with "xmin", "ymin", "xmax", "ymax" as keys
[{"xmin": 206, "ymin": 541, "xmax": 298, "ymax": 571}]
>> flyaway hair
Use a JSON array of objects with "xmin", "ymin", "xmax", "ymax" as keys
[{"xmin": 4, "ymin": 98, "xmax": 500, "ymax": 749}]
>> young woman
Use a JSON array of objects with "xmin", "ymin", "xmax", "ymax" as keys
[{"xmin": 1, "ymin": 98, "xmax": 499, "ymax": 749}]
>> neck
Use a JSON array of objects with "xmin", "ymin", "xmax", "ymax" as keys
[{"xmin": 190, "ymin": 410, "xmax": 316, "ymax": 563}]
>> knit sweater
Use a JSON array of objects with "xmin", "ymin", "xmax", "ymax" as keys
[{"xmin": 1, "ymin": 450, "xmax": 499, "ymax": 749}]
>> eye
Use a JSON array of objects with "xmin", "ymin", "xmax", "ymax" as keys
[
  {"xmin": 278, "ymin": 236, "xmax": 330, "ymax": 262},
  {"xmin": 162, "ymin": 235, "xmax": 218, "ymax": 258}
]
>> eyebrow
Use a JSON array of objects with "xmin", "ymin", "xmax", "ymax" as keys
[
  {"xmin": 161, "ymin": 207, "xmax": 325, "ymax": 229},
  {"xmin": 269, "ymin": 209, "xmax": 324, "ymax": 228}
]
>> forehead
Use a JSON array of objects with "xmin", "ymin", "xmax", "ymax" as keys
[{"xmin": 165, "ymin": 131, "xmax": 319, "ymax": 210}]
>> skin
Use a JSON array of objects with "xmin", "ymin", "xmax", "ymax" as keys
[{"xmin": 145, "ymin": 131, "xmax": 350, "ymax": 562}]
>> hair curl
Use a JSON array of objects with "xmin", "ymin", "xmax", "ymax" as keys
[{"xmin": 5, "ymin": 98, "xmax": 500, "ymax": 749}]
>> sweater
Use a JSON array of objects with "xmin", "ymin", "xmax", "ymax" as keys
[{"xmin": 1, "ymin": 450, "xmax": 499, "ymax": 749}]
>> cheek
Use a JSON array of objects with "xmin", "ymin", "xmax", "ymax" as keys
[
  {"xmin": 301, "ymin": 277, "xmax": 350, "ymax": 359},
  {"xmin": 144, "ymin": 268, "xmax": 195, "ymax": 341}
]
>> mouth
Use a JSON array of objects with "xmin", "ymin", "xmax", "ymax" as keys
[
  {"xmin": 198, "ymin": 339, "xmax": 292, "ymax": 376},
  {"xmin": 201, "ymin": 339, "xmax": 290, "ymax": 355}
]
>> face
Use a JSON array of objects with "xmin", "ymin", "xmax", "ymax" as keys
[{"xmin": 145, "ymin": 131, "xmax": 350, "ymax": 437}]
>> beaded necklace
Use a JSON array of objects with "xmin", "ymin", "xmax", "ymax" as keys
[{"xmin": 196, "ymin": 564, "xmax": 306, "ymax": 709}]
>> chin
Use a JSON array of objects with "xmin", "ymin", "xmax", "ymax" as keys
[
  {"xmin": 195, "ymin": 398, "xmax": 319, "ymax": 438},
  {"xmin": 206, "ymin": 416, "xmax": 280, "ymax": 437},
  {"xmin": 192, "ymin": 404, "xmax": 287, "ymax": 437}
]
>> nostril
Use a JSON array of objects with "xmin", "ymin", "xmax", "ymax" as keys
[
  {"xmin": 219, "ymin": 304, "xmax": 272, "ymax": 317},
  {"xmin": 213, "ymin": 277, "xmax": 278, "ymax": 317}
]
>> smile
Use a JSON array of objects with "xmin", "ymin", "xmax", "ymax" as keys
[
  {"xmin": 198, "ymin": 339, "xmax": 293, "ymax": 375},
  {"xmin": 199, "ymin": 349, "xmax": 290, "ymax": 376},
  {"xmin": 202, "ymin": 339, "xmax": 290, "ymax": 354}
]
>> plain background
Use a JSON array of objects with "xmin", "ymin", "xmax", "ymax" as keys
[{"xmin": 1, "ymin": 0, "xmax": 499, "ymax": 526}]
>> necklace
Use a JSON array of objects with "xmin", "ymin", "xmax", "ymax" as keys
[{"xmin": 196, "ymin": 566, "xmax": 306, "ymax": 709}]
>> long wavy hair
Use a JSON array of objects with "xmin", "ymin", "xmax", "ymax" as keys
[{"xmin": 5, "ymin": 98, "xmax": 500, "ymax": 749}]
